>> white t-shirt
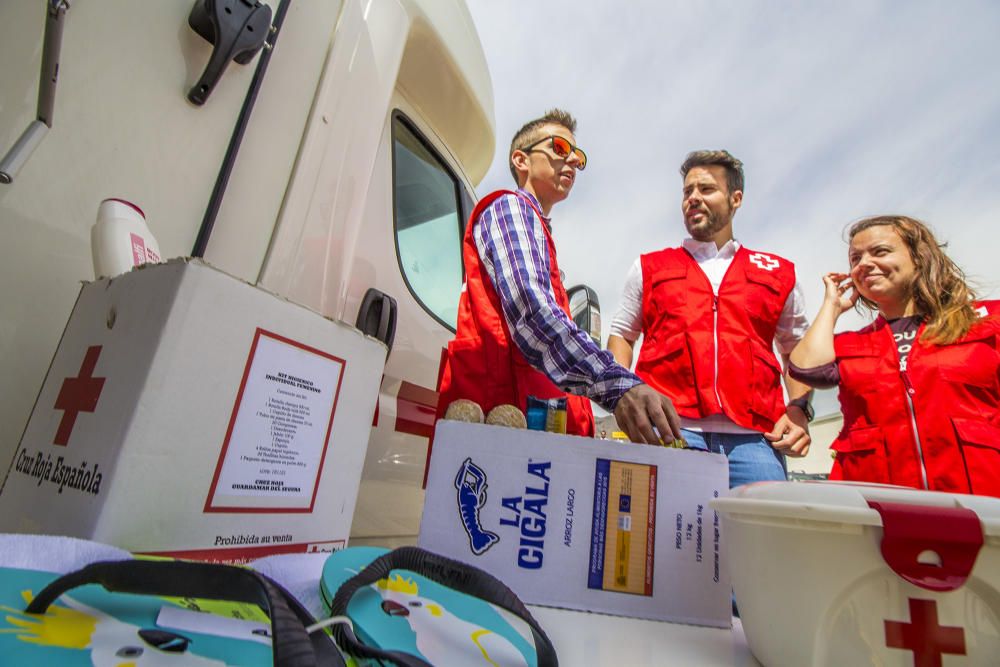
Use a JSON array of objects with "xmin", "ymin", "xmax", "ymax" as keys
[{"xmin": 610, "ymin": 238, "xmax": 809, "ymax": 434}]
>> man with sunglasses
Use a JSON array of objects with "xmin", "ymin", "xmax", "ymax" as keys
[
  {"xmin": 607, "ymin": 150, "xmax": 814, "ymax": 487},
  {"xmin": 436, "ymin": 109, "xmax": 682, "ymax": 445}
]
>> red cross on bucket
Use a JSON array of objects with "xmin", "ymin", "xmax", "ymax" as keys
[
  {"xmin": 885, "ymin": 598, "xmax": 966, "ymax": 667},
  {"xmin": 53, "ymin": 345, "xmax": 106, "ymax": 446}
]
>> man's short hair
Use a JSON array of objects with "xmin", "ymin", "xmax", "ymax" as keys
[
  {"xmin": 680, "ymin": 150, "xmax": 744, "ymax": 194},
  {"xmin": 508, "ymin": 109, "xmax": 578, "ymax": 183}
]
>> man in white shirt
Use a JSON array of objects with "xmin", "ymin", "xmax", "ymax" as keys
[{"xmin": 607, "ymin": 150, "xmax": 813, "ymax": 487}]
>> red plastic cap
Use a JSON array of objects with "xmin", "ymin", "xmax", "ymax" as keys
[{"xmin": 101, "ymin": 197, "xmax": 145, "ymax": 219}]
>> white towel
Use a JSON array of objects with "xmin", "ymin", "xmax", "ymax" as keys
[
  {"xmin": 250, "ymin": 553, "xmax": 330, "ymax": 619},
  {"xmin": 0, "ymin": 533, "xmax": 130, "ymax": 573}
]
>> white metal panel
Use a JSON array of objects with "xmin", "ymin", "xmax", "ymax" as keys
[
  {"xmin": 259, "ymin": 0, "xmax": 411, "ymax": 319},
  {"xmin": 202, "ymin": 0, "xmax": 344, "ymax": 282},
  {"xmin": 259, "ymin": 0, "xmax": 495, "ymax": 321}
]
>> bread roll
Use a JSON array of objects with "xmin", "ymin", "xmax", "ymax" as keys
[
  {"xmin": 444, "ymin": 399, "xmax": 484, "ymax": 423},
  {"xmin": 485, "ymin": 404, "xmax": 527, "ymax": 429}
]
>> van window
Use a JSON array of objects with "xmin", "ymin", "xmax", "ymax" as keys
[{"xmin": 392, "ymin": 115, "xmax": 466, "ymax": 330}]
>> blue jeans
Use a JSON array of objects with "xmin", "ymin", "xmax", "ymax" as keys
[{"xmin": 681, "ymin": 429, "xmax": 786, "ymax": 489}]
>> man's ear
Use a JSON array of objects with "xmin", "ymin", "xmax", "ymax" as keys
[
  {"xmin": 730, "ymin": 189, "xmax": 743, "ymax": 211},
  {"xmin": 511, "ymin": 149, "xmax": 530, "ymax": 183}
]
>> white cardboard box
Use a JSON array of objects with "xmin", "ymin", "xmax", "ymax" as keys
[
  {"xmin": 0, "ymin": 259, "xmax": 385, "ymax": 561},
  {"xmin": 418, "ymin": 420, "xmax": 732, "ymax": 626}
]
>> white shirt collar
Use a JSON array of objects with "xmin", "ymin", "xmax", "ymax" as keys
[{"xmin": 682, "ymin": 237, "xmax": 741, "ymax": 261}]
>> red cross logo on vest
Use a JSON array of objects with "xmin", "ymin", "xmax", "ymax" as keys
[
  {"xmin": 884, "ymin": 598, "xmax": 966, "ymax": 666},
  {"xmin": 748, "ymin": 252, "xmax": 779, "ymax": 271},
  {"xmin": 53, "ymin": 345, "xmax": 106, "ymax": 446}
]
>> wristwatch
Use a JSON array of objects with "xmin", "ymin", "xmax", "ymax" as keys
[{"xmin": 788, "ymin": 396, "xmax": 814, "ymax": 422}]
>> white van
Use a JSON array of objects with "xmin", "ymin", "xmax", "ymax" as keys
[{"xmin": 0, "ymin": 0, "xmax": 498, "ymax": 547}]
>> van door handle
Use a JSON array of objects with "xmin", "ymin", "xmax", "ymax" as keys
[{"xmin": 356, "ymin": 289, "xmax": 397, "ymax": 357}]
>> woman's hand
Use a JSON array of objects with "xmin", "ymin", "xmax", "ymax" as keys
[
  {"xmin": 822, "ymin": 272, "xmax": 859, "ymax": 316},
  {"xmin": 790, "ymin": 272, "xmax": 856, "ymax": 369}
]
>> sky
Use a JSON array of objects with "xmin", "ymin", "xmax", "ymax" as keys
[{"xmin": 466, "ymin": 0, "xmax": 1000, "ymax": 417}]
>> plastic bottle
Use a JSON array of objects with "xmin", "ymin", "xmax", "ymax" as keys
[{"xmin": 90, "ymin": 198, "xmax": 161, "ymax": 278}]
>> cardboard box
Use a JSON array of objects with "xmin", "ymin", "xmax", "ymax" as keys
[
  {"xmin": 418, "ymin": 420, "xmax": 732, "ymax": 626},
  {"xmin": 0, "ymin": 259, "xmax": 385, "ymax": 562}
]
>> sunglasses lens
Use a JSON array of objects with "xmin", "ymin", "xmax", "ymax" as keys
[
  {"xmin": 573, "ymin": 149, "xmax": 587, "ymax": 170},
  {"xmin": 550, "ymin": 136, "xmax": 571, "ymax": 158}
]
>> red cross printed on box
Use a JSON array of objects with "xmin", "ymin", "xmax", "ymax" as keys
[
  {"xmin": 748, "ymin": 252, "xmax": 779, "ymax": 271},
  {"xmin": 884, "ymin": 598, "xmax": 966, "ymax": 667},
  {"xmin": 53, "ymin": 345, "xmax": 106, "ymax": 446}
]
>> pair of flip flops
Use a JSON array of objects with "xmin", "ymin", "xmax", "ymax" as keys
[{"xmin": 0, "ymin": 546, "xmax": 555, "ymax": 666}]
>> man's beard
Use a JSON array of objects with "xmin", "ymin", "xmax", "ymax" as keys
[{"xmin": 687, "ymin": 205, "xmax": 732, "ymax": 241}]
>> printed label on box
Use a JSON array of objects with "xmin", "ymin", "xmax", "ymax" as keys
[
  {"xmin": 205, "ymin": 328, "xmax": 345, "ymax": 513},
  {"xmin": 588, "ymin": 459, "xmax": 656, "ymax": 596}
]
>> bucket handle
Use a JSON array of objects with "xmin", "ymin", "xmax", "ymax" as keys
[{"xmin": 868, "ymin": 500, "xmax": 984, "ymax": 592}]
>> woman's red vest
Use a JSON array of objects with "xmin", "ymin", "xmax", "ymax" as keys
[
  {"xmin": 831, "ymin": 301, "xmax": 1000, "ymax": 496},
  {"xmin": 634, "ymin": 246, "xmax": 795, "ymax": 432},
  {"xmin": 435, "ymin": 190, "xmax": 595, "ymax": 436}
]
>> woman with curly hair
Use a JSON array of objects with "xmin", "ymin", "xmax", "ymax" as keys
[{"xmin": 790, "ymin": 215, "xmax": 1000, "ymax": 495}]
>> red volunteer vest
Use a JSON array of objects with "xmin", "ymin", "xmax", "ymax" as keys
[
  {"xmin": 634, "ymin": 246, "xmax": 795, "ymax": 432},
  {"xmin": 435, "ymin": 190, "xmax": 595, "ymax": 436},
  {"xmin": 831, "ymin": 301, "xmax": 1000, "ymax": 496}
]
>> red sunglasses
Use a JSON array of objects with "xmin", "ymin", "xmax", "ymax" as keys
[{"xmin": 523, "ymin": 135, "xmax": 587, "ymax": 170}]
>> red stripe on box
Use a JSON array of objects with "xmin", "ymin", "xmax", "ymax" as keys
[{"xmin": 140, "ymin": 539, "xmax": 346, "ymax": 564}]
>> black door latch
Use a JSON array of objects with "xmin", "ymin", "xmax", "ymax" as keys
[{"xmin": 187, "ymin": 0, "xmax": 272, "ymax": 106}]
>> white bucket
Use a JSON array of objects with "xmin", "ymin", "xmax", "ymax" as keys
[{"xmin": 712, "ymin": 481, "xmax": 1000, "ymax": 666}]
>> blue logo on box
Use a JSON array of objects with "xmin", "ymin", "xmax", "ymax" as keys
[{"xmin": 455, "ymin": 458, "xmax": 499, "ymax": 555}]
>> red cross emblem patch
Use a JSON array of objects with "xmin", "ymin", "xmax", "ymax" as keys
[{"xmin": 748, "ymin": 252, "xmax": 779, "ymax": 271}]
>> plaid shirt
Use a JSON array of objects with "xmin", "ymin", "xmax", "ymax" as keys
[{"xmin": 473, "ymin": 189, "xmax": 641, "ymax": 410}]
